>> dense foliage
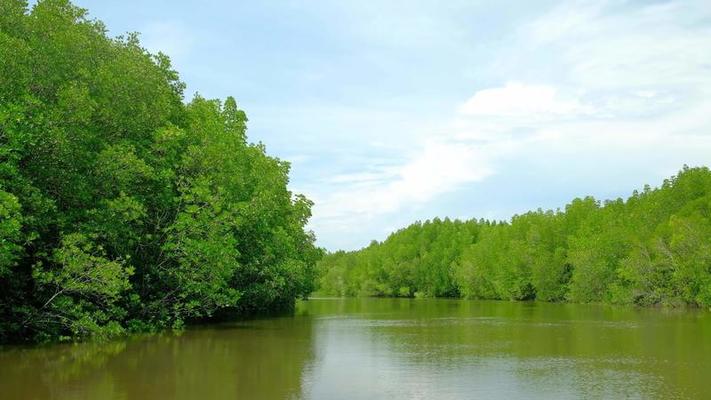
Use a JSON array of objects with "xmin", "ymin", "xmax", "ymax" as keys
[
  {"xmin": 0, "ymin": 0, "xmax": 320, "ymax": 342},
  {"xmin": 317, "ymin": 166, "xmax": 711, "ymax": 307}
]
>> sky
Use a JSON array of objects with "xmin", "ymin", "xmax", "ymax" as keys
[{"xmin": 71, "ymin": 0, "xmax": 711, "ymax": 251}]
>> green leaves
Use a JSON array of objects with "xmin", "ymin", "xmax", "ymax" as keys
[
  {"xmin": 319, "ymin": 219, "xmax": 476, "ymax": 298},
  {"xmin": 161, "ymin": 177, "xmax": 243, "ymax": 320},
  {"xmin": 37, "ymin": 233, "xmax": 132, "ymax": 300},
  {"xmin": 30, "ymin": 233, "xmax": 133, "ymax": 339},
  {"xmin": 94, "ymin": 143, "xmax": 155, "ymax": 197},
  {"xmin": 0, "ymin": 0, "xmax": 319, "ymax": 342},
  {"xmin": 318, "ymin": 167, "xmax": 711, "ymax": 309},
  {"xmin": 0, "ymin": 190, "xmax": 22, "ymax": 276}
]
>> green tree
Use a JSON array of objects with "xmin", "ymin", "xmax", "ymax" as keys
[{"xmin": 0, "ymin": 0, "xmax": 319, "ymax": 342}]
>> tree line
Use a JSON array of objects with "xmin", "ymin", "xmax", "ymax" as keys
[
  {"xmin": 0, "ymin": 0, "xmax": 320, "ymax": 342},
  {"xmin": 317, "ymin": 166, "xmax": 711, "ymax": 308}
]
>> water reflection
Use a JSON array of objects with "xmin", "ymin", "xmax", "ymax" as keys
[
  {"xmin": 1, "ymin": 315, "xmax": 316, "ymax": 400},
  {"xmin": 296, "ymin": 299, "xmax": 709, "ymax": 400},
  {"xmin": 1, "ymin": 298, "xmax": 709, "ymax": 399}
]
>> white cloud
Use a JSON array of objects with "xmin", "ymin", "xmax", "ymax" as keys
[
  {"xmin": 458, "ymin": 82, "xmax": 591, "ymax": 118},
  {"xmin": 524, "ymin": 0, "xmax": 711, "ymax": 92},
  {"xmin": 305, "ymin": 138, "xmax": 506, "ymax": 237},
  {"xmin": 304, "ymin": 0, "xmax": 711, "ymax": 250}
]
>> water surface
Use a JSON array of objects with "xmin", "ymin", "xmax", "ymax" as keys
[{"xmin": 1, "ymin": 298, "xmax": 709, "ymax": 399}]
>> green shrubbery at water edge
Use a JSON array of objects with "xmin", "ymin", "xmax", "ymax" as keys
[
  {"xmin": 317, "ymin": 166, "xmax": 711, "ymax": 308},
  {"xmin": 0, "ymin": 0, "xmax": 321, "ymax": 342}
]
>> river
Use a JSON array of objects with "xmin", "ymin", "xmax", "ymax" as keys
[{"xmin": 1, "ymin": 298, "xmax": 709, "ymax": 399}]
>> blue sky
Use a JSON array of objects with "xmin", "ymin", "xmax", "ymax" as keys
[{"xmin": 73, "ymin": 0, "xmax": 711, "ymax": 250}]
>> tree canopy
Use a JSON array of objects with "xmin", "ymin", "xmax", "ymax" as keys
[
  {"xmin": 317, "ymin": 166, "xmax": 711, "ymax": 308},
  {"xmin": 0, "ymin": 0, "xmax": 320, "ymax": 342}
]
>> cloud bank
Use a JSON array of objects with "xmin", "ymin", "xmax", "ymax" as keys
[{"xmin": 303, "ymin": 0, "xmax": 711, "ymax": 250}]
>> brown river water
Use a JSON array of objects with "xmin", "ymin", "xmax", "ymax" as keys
[{"xmin": 1, "ymin": 298, "xmax": 709, "ymax": 399}]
